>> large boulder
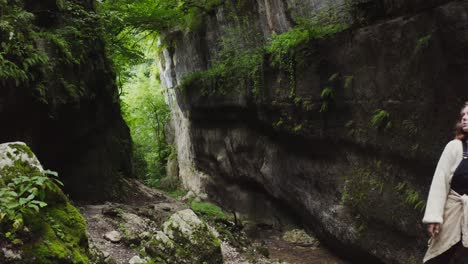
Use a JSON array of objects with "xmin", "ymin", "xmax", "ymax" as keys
[
  {"xmin": 144, "ymin": 209, "xmax": 223, "ymax": 263},
  {"xmin": 0, "ymin": 142, "xmax": 93, "ymax": 264}
]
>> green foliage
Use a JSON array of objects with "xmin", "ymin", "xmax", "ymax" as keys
[
  {"xmin": 395, "ymin": 181, "xmax": 426, "ymax": 212},
  {"xmin": 371, "ymin": 109, "xmax": 392, "ymax": 130},
  {"xmin": 0, "ymin": 2, "xmax": 48, "ymax": 86},
  {"xmin": 182, "ymin": 4, "xmax": 348, "ymax": 97},
  {"xmin": 266, "ymin": 27, "xmax": 310, "ymax": 65},
  {"xmin": 341, "ymin": 164, "xmax": 385, "ymax": 209},
  {"xmin": 319, "ymin": 87, "xmax": 335, "ymax": 113},
  {"xmin": 181, "ymin": 47, "xmax": 264, "ymax": 96},
  {"xmin": 415, "ymin": 34, "xmax": 431, "ymax": 52},
  {"xmin": 137, "ymin": 0, "xmax": 350, "ymax": 101},
  {"xmin": 167, "ymin": 188, "xmax": 189, "ymax": 199},
  {"xmin": 97, "ymin": 0, "xmax": 224, "ymax": 86},
  {"xmin": 120, "ymin": 45, "xmax": 172, "ymax": 185},
  {"xmin": 344, "ymin": 75, "xmax": 354, "ymax": 89},
  {"xmin": 99, "ymin": 0, "xmax": 223, "ymax": 34},
  {"xmin": 0, "ymin": 170, "xmax": 63, "ymax": 241},
  {"xmin": 190, "ymin": 201, "xmax": 227, "ymax": 221},
  {"xmin": 24, "ymin": 202, "xmax": 90, "ymax": 263},
  {"xmin": 263, "ymin": 11, "xmax": 347, "ymax": 98},
  {"xmin": 266, "ymin": 17, "xmax": 348, "ymax": 67},
  {"xmin": 150, "ymin": 175, "xmax": 183, "ymax": 195},
  {"xmin": 187, "ymin": 199, "xmax": 253, "ymax": 255},
  {"xmin": 402, "ymin": 119, "xmax": 419, "ymax": 137},
  {"xmin": 0, "ymin": 0, "xmax": 106, "ymax": 107},
  {"xmin": 181, "ymin": 18, "xmax": 264, "ymax": 97},
  {"xmin": 99, "ymin": 0, "xmax": 176, "ymax": 190},
  {"xmin": 345, "ymin": 120, "xmax": 368, "ymax": 144},
  {"xmin": 341, "ymin": 159, "xmax": 425, "ymax": 237},
  {"xmin": 328, "ymin": 72, "xmax": 340, "ymax": 81},
  {"xmin": 9, "ymin": 143, "xmax": 34, "ymax": 158}
]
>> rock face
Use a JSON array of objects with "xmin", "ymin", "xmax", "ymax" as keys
[
  {"xmin": 0, "ymin": 0, "xmax": 132, "ymax": 201},
  {"xmin": 159, "ymin": 0, "xmax": 468, "ymax": 263},
  {"xmin": 144, "ymin": 209, "xmax": 223, "ymax": 264},
  {"xmin": 0, "ymin": 142, "xmax": 93, "ymax": 263}
]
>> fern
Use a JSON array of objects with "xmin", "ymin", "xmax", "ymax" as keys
[
  {"xmin": 371, "ymin": 109, "xmax": 392, "ymax": 130},
  {"xmin": 344, "ymin": 75, "xmax": 354, "ymax": 89},
  {"xmin": 319, "ymin": 87, "xmax": 334, "ymax": 113}
]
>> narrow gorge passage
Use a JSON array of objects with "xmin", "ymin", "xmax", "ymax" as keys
[{"xmin": 1, "ymin": 0, "xmax": 467, "ymax": 263}]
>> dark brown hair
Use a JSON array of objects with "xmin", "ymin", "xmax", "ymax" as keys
[{"xmin": 455, "ymin": 101, "xmax": 468, "ymax": 141}]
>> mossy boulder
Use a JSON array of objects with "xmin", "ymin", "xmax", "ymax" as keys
[
  {"xmin": 0, "ymin": 142, "xmax": 92, "ymax": 264},
  {"xmin": 144, "ymin": 209, "xmax": 223, "ymax": 264}
]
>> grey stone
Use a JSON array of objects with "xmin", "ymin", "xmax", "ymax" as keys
[
  {"xmin": 144, "ymin": 209, "xmax": 222, "ymax": 263},
  {"xmin": 104, "ymin": 231, "xmax": 122, "ymax": 243},
  {"xmin": 0, "ymin": 142, "xmax": 43, "ymax": 177},
  {"xmin": 1, "ymin": 247, "xmax": 22, "ymax": 260},
  {"xmin": 128, "ymin": 255, "xmax": 145, "ymax": 264},
  {"xmin": 282, "ymin": 229, "xmax": 319, "ymax": 247}
]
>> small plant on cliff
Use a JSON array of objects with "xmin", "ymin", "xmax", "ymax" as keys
[
  {"xmin": 344, "ymin": 75, "xmax": 354, "ymax": 89},
  {"xmin": 180, "ymin": 18, "xmax": 264, "ymax": 96},
  {"xmin": 0, "ymin": 170, "xmax": 63, "ymax": 242},
  {"xmin": 319, "ymin": 87, "xmax": 335, "ymax": 113},
  {"xmin": 370, "ymin": 109, "xmax": 392, "ymax": 130},
  {"xmin": 265, "ymin": 13, "xmax": 348, "ymax": 98},
  {"xmin": 395, "ymin": 181, "xmax": 426, "ymax": 212},
  {"xmin": 266, "ymin": 16, "xmax": 348, "ymax": 66},
  {"xmin": 415, "ymin": 34, "xmax": 432, "ymax": 53}
]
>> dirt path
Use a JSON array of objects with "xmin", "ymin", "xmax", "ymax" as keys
[
  {"xmin": 253, "ymin": 229, "xmax": 349, "ymax": 264},
  {"xmin": 79, "ymin": 179, "xmax": 349, "ymax": 264},
  {"xmin": 81, "ymin": 204, "xmax": 140, "ymax": 264}
]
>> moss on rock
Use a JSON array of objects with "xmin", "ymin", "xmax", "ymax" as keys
[
  {"xmin": 144, "ymin": 209, "xmax": 223, "ymax": 264},
  {"xmin": 0, "ymin": 142, "xmax": 92, "ymax": 263},
  {"xmin": 22, "ymin": 203, "xmax": 90, "ymax": 264}
]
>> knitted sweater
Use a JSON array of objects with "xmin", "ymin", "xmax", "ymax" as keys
[
  {"xmin": 422, "ymin": 139, "xmax": 465, "ymax": 262},
  {"xmin": 423, "ymin": 139, "xmax": 463, "ymax": 224}
]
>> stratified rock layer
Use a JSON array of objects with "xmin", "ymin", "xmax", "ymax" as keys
[{"xmin": 159, "ymin": 0, "xmax": 468, "ymax": 262}]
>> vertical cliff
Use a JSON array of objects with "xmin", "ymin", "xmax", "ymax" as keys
[
  {"xmin": 159, "ymin": 0, "xmax": 468, "ymax": 262},
  {"xmin": 0, "ymin": 0, "xmax": 132, "ymax": 201}
]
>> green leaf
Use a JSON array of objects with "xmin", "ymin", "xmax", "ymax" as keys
[
  {"xmin": 28, "ymin": 204, "xmax": 39, "ymax": 212},
  {"xmin": 26, "ymin": 193, "xmax": 35, "ymax": 201},
  {"xmin": 328, "ymin": 73, "xmax": 339, "ymax": 81},
  {"xmin": 44, "ymin": 170, "xmax": 58, "ymax": 177},
  {"xmin": 19, "ymin": 198, "xmax": 28, "ymax": 206},
  {"xmin": 31, "ymin": 200, "xmax": 47, "ymax": 208},
  {"xmin": 12, "ymin": 218, "xmax": 23, "ymax": 230}
]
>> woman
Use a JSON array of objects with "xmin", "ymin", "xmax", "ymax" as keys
[{"xmin": 423, "ymin": 102, "xmax": 468, "ymax": 263}]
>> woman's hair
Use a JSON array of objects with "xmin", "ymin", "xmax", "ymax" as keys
[{"xmin": 455, "ymin": 101, "xmax": 468, "ymax": 140}]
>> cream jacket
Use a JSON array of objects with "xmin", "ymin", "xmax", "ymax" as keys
[{"xmin": 423, "ymin": 139, "xmax": 464, "ymax": 262}]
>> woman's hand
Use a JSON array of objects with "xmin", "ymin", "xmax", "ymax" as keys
[{"xmin": 427, "ymin": 223, "xmax": 441, "ymax": 237}]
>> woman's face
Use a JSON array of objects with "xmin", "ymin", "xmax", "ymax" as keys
[{"xmin": 462, "ymin": 106, "xmax": 468, "ymax": 133}]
